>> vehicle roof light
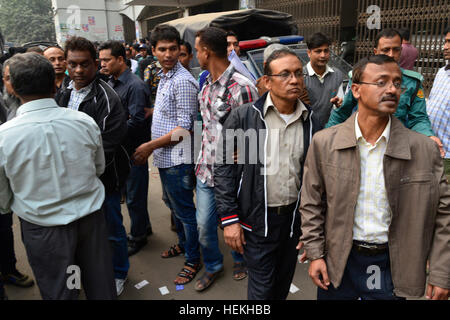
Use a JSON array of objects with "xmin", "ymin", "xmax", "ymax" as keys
[
  {"xmin": 278, "ymin": 35, "xmax": 304, "ymax": 45},
  {"xmin": 239, "ymin": 39, "xmax": 268, "ymax": 50}
]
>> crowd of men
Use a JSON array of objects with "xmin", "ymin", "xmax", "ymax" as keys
[{"xmin": 0, "ymin": 23, "xmax": 449, "ymax": 301}]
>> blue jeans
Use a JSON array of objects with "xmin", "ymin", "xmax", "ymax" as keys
[
  {"xmin": 161, "ymin": 181, "xmax": 185, "ymax": 247},
  {"xmin": 103, "ymin": 191, "xmax": 130, "ymax": 280},
  {"xmin": 196, "ymin": 178, "xmax": 224, "ymax": 273},
  {"xmin": 126, "ymin": 162, "xmax": 151, "ymax": 239},
  {"xmin": 159, "ymin": 164, "xmax": 200, "ymax": 264},
  {"xmin": 317, "ymin": 247, "xmax": 405, "ymax": 300}
]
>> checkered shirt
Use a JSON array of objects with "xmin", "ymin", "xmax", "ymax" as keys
[
  {"xmin": 67, "ymin": 81, "xmax": 93, "ymax": 111},
  {"xmin": 353, "ymin": 114, "xmax": 392, "ymax": 244},
  {"xmin": 195, "ymin": 64, "xmax": 259, "ymax": 187},
  {"xmin": 427, "ymin": 66, "xmax": 450, "ymax": 158},
  {"xmin": 151, "ymin": 62, "xmax": 199, "ymax": 168}
]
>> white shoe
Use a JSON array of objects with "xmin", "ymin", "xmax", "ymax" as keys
[{"xmin": 115, "ymin": 278, "xmax": 127, "ymax": 296}]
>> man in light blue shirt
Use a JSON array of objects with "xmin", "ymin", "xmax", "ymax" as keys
[{"xmin": 0, "ymin": 53, "xmax": 116, "ymax": 300}]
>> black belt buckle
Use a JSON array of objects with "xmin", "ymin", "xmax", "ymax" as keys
[
  {"xmin": 271, "ymin": 203, "xmax": 296, "ymax": 216},
  {"xmin": 353, "ymin": 241, "xmax": 388, "ymax": 256}
]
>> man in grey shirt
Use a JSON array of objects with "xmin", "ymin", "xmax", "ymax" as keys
[{"xmin": 304, "ymin": 33, "xmax": 344, "ymax": 129}]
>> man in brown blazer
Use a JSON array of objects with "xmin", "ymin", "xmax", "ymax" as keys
[{"xmin": 299, "ymin": 54, "xmax": 450, "ymax": 300}]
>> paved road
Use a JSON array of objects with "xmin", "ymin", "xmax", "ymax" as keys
[{"xmin": 5, "ymin": 160, "xmax": 317, "ymax": 300}]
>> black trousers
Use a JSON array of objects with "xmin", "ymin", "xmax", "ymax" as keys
[
  {"xmin": 317, "ymin": 247, "xmax": 405, "ymax": 300},
  {"xmin": 20, "ymin": 210, "xmax": 116, "ymax": 300},
  {"xmin": 244, "ymin": 211, "xmax": 301, "ymax": 300},
  {"xmin": 0, "ymin": 212, "xmax": 17, "ymax": 274}
]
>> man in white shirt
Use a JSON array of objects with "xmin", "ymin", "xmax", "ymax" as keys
[
  {"xmin": 0, "ymin": 53, "xmax": 116, "ymax": 300},
  {"xmin": 304, "ymin": 32, "xmax": 344, "ymax": 129},
  {"xmin": 300, "ymin": 54, "xmax": 450, "ymax": 300}
]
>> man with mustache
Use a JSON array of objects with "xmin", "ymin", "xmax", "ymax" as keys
[
  {"xmin": 55, "ymin": 37, "xmax": 129, "ymax": 297},
  {"xmin": 214, "ymin": 48, "xmax": 319, "ymax": 299},
  {"xmin": 300, "ymin": 54, "xmax": 450, "ymax": 300},
  {"xmin": 43, "ymin": 46, "xmax": 70, "ymax": 90},
  {"xmin": 326, "ymin": 28, "xmax": 444, "ymax": 157}
]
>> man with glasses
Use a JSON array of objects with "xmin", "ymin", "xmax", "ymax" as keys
[
  {"xmin": 326, "ymin": 28, "xmax": 444, "ymax": 157},
  {"xmin": 300, "ymin": 54, "xmax": 450, "ymax": 300},
  {"xmin": 214, "ymin": 48, "xmax": 319, "ymax": 299}
]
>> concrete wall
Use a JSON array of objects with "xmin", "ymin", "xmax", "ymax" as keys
[{"xmin": 52, "ymin": 0, "xmax": 126, "ymax": 45}]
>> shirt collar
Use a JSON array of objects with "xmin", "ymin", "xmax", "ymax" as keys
[
  {"xmin": 306, "ymin": 62, "xmax": 334, "ymax": 78},
  {"xmin": 263, "ymin": 92, "xmax": 309, "ymax": 121},
  {"xmin": 206, "ymin": 63, "xmax": 235, "ymax": 87},
  {"xmin": 355, "ymin": 112, "xmax": 391, "ymax": 145},
  {"xmin": 16, "ymin": 98, "xmax": 59, "ymax": 116},
  {"xmin": 158, "ymin": 61, "xmax": 181, "ymax": 79},
  {"xmin": 117, "ymin": 68, "xmax": 131, "ymax": 83},
  {"xmin": 67, "ymin": 80, "xmax": 94, "ymax": 93}
]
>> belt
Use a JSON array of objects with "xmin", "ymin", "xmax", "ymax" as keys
[
  {"xmin": 267, "ymin": 202, "xmax": 297, "ymax": 216},
  {"xmin": 352, "ymin": 240, "xmax": 388, "ymax": 256}
]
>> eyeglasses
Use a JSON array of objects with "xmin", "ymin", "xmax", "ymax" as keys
[
  {"xmin": 267, "ymin": 70, "xmax": 303, "ymax": 81},
  {"xmin": 356, "ymin": 80, "xmax": 407, "ymax": 94}
]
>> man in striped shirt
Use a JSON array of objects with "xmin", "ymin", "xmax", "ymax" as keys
[
  {"xmin": 193, "ymin": 27, "xmax": 259, "ymax": 292},
  {"xmin": 427, "ymin": 26, "xmax": 450, "ymax": 181}
]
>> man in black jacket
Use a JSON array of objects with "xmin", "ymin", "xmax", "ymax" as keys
[
  {"xmin": 214, "ymin": 48, "xmax": 320, "ymax": 300},
  {"xmin": 55, "ymin": 37, "xmax": 129, "ymax": 297}
]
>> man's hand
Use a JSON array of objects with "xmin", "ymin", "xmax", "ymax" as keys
[
  {"xmin": 308, "ymin": 258, "xmax": 330, "ymax": 290},
  {"xmin": 429, "ymin": 136, "xmax": 445, "ymax": 158},
  {"xmin": 426, "ymin": 284, "xmax": 450, "ymax": 300},
  {"xmin": 330, "ymin": 97, "xmax": 343, "ymax": 108},
  {"xmin": 133, "ymin": 142, "xmax": 154, "ymax": 165},
  {"xmin": 296, "ymin": 241, "xmax": 308, "ymax": 263},
  {"xmin": 223, "ymin": 223, "xmax": 246, "ymax": 254}
]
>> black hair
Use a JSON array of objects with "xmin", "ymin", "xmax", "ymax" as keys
[
  {"xmin": 132, "ymin": 43, "xmax": 140, "ymax": 51},
  {"xmin": 180, "ymin": 40, "xmax": 192, "ymax": 55},
  {"xmin": 150, "ymin": 24, "xmax": 181, "ymax": 49},
  {"xmin": 398, "ymin": 28, "xmax": 411, "ymax": 41},
  {"xmin": 6, "ymin": 53, "xmax": 55, "ymax": 97},
  {"xmin": 352, "ymin": 54, "xmax": 398, "ymax": 84},
  {"xmin": 264, "ymin": 49, "xmax": 301, "ymax": 75},
  {"xmin": 196, "ymin": 27, "xmax": 227, "ymax": 59},
  {"xmin": 374, "ymin": 29, "xmax": 403, "ymax": 48},
  {"xmin": 43, "ymin": 45, "xmax": 64, "ymax": 53},
  {"xmin": 226, "ymin": 30, "xmax": 239, "ymax": 41},
  {"xmin": 64, "ymin": 36, "xmax": 97, "ymax": 62},
  {"xmin": 98, "ymin": 40, "xmax": 126, "ymax": 61},
  {"xmin": 445, "ymin": 26, "xmax": 450, "ymax": 35},
  {"xmin": 306, "ymin": 32, "xmax": 332, "ymax": 50}
]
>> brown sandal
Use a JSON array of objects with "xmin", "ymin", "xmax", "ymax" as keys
[
  {"xmin": 232, "ymin": 262, "xmax": 248, "ymax": 281},
  {"xmin": 174, "ymin": 262, "xmax": 202, "ymax": 285},
  {"xmin": 161, "ymin": 244, "xmax": 184, "ymax": 258},
  {"xmin": 194, "ymin": 268, "xmax": 224, "ymax": 292}
]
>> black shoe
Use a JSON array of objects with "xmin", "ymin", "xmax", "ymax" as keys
[
  {"xmin": 1, "ymin": 270, "xmax": 35, "ymax": 288},
  {"xmin": 128, "ymin": 238, "xmax": 148, "ymax": 256}
]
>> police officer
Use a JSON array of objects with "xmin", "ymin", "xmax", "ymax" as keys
[{"xmin": 326, "ymin": 28, "xmax": 444, "ymax": 156}]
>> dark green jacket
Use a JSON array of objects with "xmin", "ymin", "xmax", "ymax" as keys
[{"xmin": 325, "ymin": 68, "xmax": 435, "ymax": 136}]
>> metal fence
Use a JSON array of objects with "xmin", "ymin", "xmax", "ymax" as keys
[
  {"xmin": 256, "ymin": 0, "xmax": 449, "ymax": 93},
  {"xmin": 355, "ymin": 0, "xmax": 449, "ymax": 93},
  {"xmin": 255, "ymin": 0, "xmax": 343, "ymax": 52}
]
